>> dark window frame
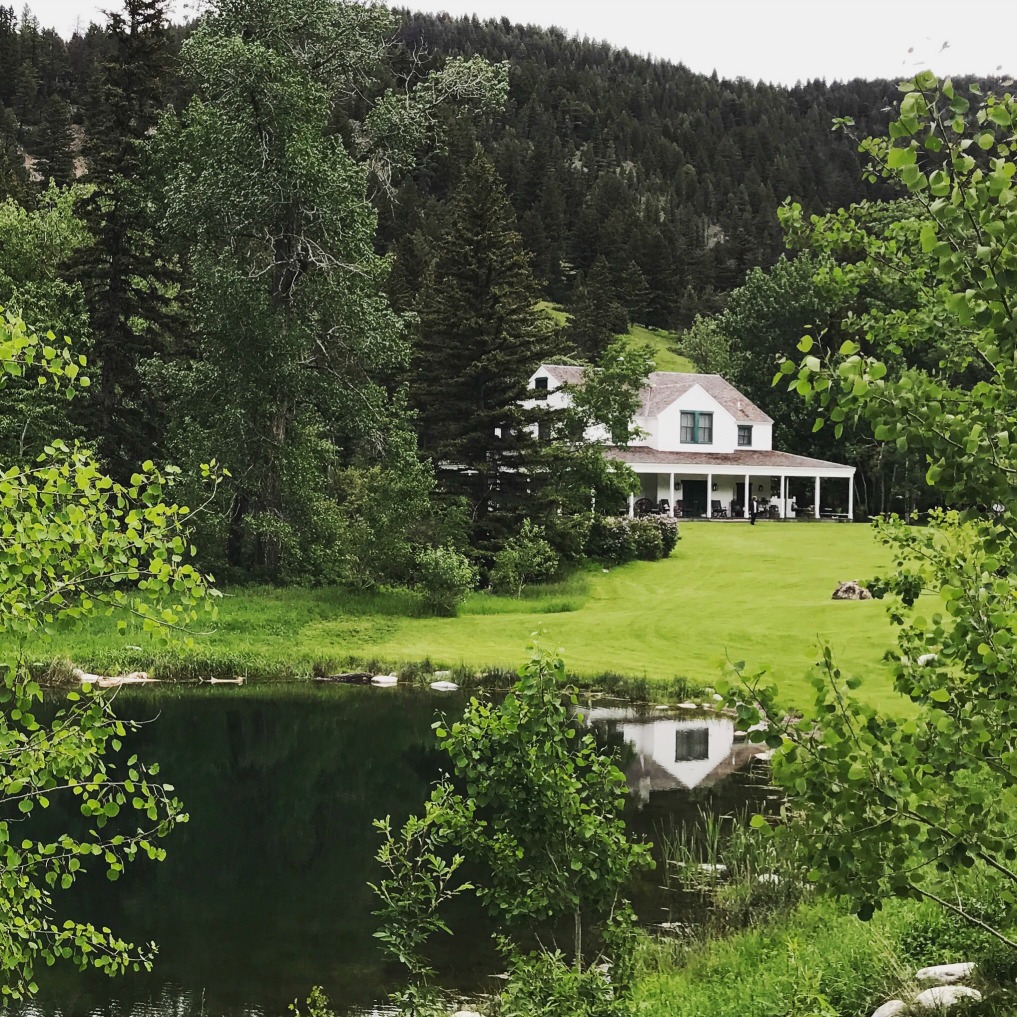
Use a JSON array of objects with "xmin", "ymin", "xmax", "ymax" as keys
[
  {"xmin": 737, "ymin": 424, "xmax": 752, "ymax": 447},
  {"xmin": 680, "ymin": 410, "xmax": 714, "ymax": 444},
  {"xmin": 533, "ymin": 376, "xmax": 549, "ymax": 400}
]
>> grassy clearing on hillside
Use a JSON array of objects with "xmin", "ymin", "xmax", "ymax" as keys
[
  {"xmin": 535, "ymin": 301, "xmax": 695, "ymax": 372},
  {"xmin": 627, "ymin": 322, "xmax": 696, "ymax": 373},
  {"xmin": 34, "ymin": 524, "xmax": 900, "ymax": 710}
]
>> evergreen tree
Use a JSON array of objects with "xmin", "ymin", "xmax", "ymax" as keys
[
  {"xmin": 617, "ymin": 259, "xmax": 651, "ymax": 324},
  {"xmin": 410, "ymin": 153, "xmax": 552, "ymax": 556},
  {"xmin": 33, "ymin": 94, "xmax": 74, "ymax": 184},
  {"xmin": 67, "ymin": 0, "xmax": 176, "ymax": 477},
  {"xmin": 566, "ymin": 254, "xmax": 628, "ymax": 361},
  {"xmin": 0, "ymin": 105, "xmax": 28, "ymax": 202}
]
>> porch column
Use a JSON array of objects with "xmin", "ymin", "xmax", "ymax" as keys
[
  {"xmin": 706, "ymin": 472, "xmax": 713, "ymax": 517},
  {"xmin": 744, "ymin": 473, "xmax": 750, "ymax": 518},
  {"xmin": 814, "ymin": 477, "xmax": 821, "ymax": 519},
  {"xmin": 847, "ymin": 476, "xmax": 854, "ymax": 521},
  {"xmin": 669, "ymin": 472, "xmax": 675, "ymax": 517},
  {"xmin": 779, "ymin": 475, "xmax": 786, "ymax": 519},
  {"xmin": 628, "ymin": 491, "xmax": 635, "ymax": 519}
]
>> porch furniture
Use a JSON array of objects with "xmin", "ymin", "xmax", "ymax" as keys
[
  {"xmin": 658, "ymin": 498, "xmax": 671, "ymax": 515},
  {"xmin": 634, "ymin": 497, "xmax": 656, "ymax": 516},
  {"xmin": 711, "ymin": 500, "xmax": 728, "ymax": 518}
]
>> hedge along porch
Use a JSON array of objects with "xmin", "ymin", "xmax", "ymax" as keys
[{"xmin": 606, "ymin": 448, "xmax": 856, "ymax": 520}]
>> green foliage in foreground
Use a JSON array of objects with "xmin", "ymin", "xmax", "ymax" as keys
[
  {"xmin": 744, "ymin": 74, "xmax": 1017, "ymax": 950},
  {"xmin": 0, "ymin": 311, "xmax": 218, "ymax": 996}
]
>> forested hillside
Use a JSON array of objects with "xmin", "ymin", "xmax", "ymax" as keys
[
  {"xmin": 3, "ymin": 5, "xmax": 899, "ymax": 326},
  {"xmin": 381, "ymin": 12, "xmax": 900, "ymax": 326}
]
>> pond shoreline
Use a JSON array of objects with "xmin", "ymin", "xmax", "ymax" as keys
[{"xmin": 35, "ymin": 649, "xmax": 708, "ymax": 704}]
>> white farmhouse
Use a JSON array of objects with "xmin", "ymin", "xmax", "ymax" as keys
[{"xmin": 527, "ymin": 365, "xmax": 855, "ymax": 520}]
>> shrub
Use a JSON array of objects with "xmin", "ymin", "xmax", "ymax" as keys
[
  {"xmin": 491, "ymin": 520, "xmax": 561, "ymax": 596},
  {"xmin": 544, "ymin": 512, "xmax": 594, "ymax": 563},
  {"xmin": 629, "ymin": 517, "xmax": 664, "ymax": 560},
  {"xmin": 654, "ymin": 516, "xmax": 680, "ymax": 556},
  {"xmin": 585, "ymin": 515, "xmax": 637, "ymax": 564},
  {"xmin": 413, "ymin": 545, "xmax": 476, "ymax": 616},
  {"xmin": 500, "ymin": 949, "xmax": 626, "ymax": 1017}
]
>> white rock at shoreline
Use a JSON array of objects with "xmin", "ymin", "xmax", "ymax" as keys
[
  {"xmin": 915, "ymin": 962, "xmax": 975, "ymax": 984},
  {"xmin": 914, "ymin": 985, "xmax": 982, "ymax": 1009},
  {"xmin": 430, "ymin": 680, "xmax": 459, "ymax": 692},
  {"xmin": 371, "ymin": 674, "xmax": 398, "ymax": 686},
  {"xmin": 870, "ymin": 1001, "xmax": 906, "ymax": 1017}
]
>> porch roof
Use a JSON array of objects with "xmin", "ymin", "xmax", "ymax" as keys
[{"xmin": 605, "ymin": 446, "xmax": 854, "ymax": 475}]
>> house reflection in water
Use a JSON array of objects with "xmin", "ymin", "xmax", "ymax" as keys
[{"xmin": 583, "ymin": 706, "xmax": 768, "ymax": 806}]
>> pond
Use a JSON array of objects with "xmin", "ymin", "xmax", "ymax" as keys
[{"xmin": 6, "ymin": 684, "xmax": 774, "ymax": 1017}]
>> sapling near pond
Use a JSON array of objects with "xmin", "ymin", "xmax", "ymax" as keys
[{"xmin": 371, "ymin": 644, "xmax": 653, "ymax": 1014}]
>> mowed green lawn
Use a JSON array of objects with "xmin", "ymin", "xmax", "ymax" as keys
[
  {"xmin": 43, "ymin": 523, "xmax": 902, "ymax": 710},
  {"xmin": 363, "ymin": 522, "xmax": 898, "ymax": 708}
]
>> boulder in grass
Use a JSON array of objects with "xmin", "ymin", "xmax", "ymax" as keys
[
  {"xmin": 914, "ymin": 985, "xmax": 982, "ymax": 1009},
  {"xmin": 832, "ymin": 580, "xmax": 872, "ymax": 600},
  {"xmin": 870, "ymin": 1001, "xmax": 906, "ymax": 1017},
  {"xmin": 915, "ymin": 963, "xmax": 975, "ymax": 984}
]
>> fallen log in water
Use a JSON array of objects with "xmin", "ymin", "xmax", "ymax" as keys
[
  {"xmin": 314, "ymin": 672, "xmax": 374, "ymax": 684},
  {"xmin": 72, "ymin": 667, "xmax": 156, "ymax": 688}
]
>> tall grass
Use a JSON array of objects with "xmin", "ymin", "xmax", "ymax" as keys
[{"xmin": 657, "ymin": 804, "xmax": 811, "ymax": 938}]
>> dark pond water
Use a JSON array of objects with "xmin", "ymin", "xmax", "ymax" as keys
[{"xmin": 7, "ymin": 685, "xmax": 773, "ymax": 1017}]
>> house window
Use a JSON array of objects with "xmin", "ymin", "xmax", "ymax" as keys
[
  {"xmin": 680, "ymin": 411, "xmax": 713, "ymax": 444},
  {"xmin": 538, "ymin": 419, "xmax": 551, "ymax": 442},
  {"xmin": 738, "ymin": 425, "xmax": 752, "ymax": 447},
  {"xmin": 533, "ymin": 376, "xmax": 549, "ymax": 400},
  {"xmin": 675, "ymin": 727, "xmax": 709, "ymax": 762}
]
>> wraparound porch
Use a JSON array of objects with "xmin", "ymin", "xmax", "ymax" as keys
[{"xmin": 608, "ymin": 449, "xmax": 856, "ymax": 521}]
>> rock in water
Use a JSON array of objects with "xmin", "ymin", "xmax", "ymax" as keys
[
  {"xmin": 870, "ymin": 1002, "xmax": 906, "ymax": 1017},
  {"xmin": 915, "ymin": 963, "xmax": 975, "ymax": 984},
  {"xmin": 914, "ymin": 986, "xmax": 981, "ymax": 1009},
  {"xmin": 832, "ymin": 580, "xmax": 872, "ymax": 600},
  {"xmin": 430, "ymin": 680, "xmax": 459, "ymax": 692},
  {"xmin": 371, "ymin": 674, "xmax": 399, "ymax": 687}
]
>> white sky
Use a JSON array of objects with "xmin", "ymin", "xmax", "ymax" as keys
[{"xmin": 24, "ymin": 0, "xmax": 1017, "ymax": 86}]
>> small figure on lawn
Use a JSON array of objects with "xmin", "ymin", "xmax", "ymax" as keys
[{"xmin": 749, "ymin": 497, "xmax": 757, "ymax": 525}]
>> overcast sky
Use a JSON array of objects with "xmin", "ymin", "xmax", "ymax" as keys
[{"xmin": 25, "ymin": 0, "xmax": 1017, "ymax": 85}]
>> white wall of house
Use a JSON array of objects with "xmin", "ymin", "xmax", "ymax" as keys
[
  {"xmin": 648, "ymin": 385, "xmax": 772, "ymax": 453},
  {"xmin": 525, "ymin": 367, "xmax": 610, "ymax": 443}
]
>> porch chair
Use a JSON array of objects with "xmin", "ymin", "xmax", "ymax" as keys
[{"xmin": 710, "ymin": 500, "xmax": 728, "ymax": 518}]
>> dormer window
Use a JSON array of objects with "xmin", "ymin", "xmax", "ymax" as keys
[
  {"xmin": 680, "ymin": 411, "xmax": 713, "ymax": 444},
  {"xmin": 533, "ymin": 376, "xmax": 549, "ymax": 400},
  {"xmin": 738, "ymin": 425, "xmax": 752, "ymax": 447}
]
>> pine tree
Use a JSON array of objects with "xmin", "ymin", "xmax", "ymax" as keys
[
  {"xmin": 410, "ymin": 153, "xmax": 552, "ymax": 556},
  {"xmin": 566, "ymin": 254, "xmax": 628, "ymax": 361},
  {"xmin": 33, "ymin": 94, "xmax": 74, "ymax": 184},
  {"xmin": 0, "ymin": 105, "xmax": 29, "ymax": 202},
  {"xmin": 67, "ymin": 0, "xmax": 175, "ymax": 477}
]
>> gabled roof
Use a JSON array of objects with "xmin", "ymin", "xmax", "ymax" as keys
[
  {"xmin": 535, "ymin": 365, "xmax": 772, "ymax": 424},
  {"xmin": 640, "ymin": 372, "xmax": 772, "ymax": 423},
  {"xmin": 540, "ymin": 364, "xmax": 586, "ymax": 386}
]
